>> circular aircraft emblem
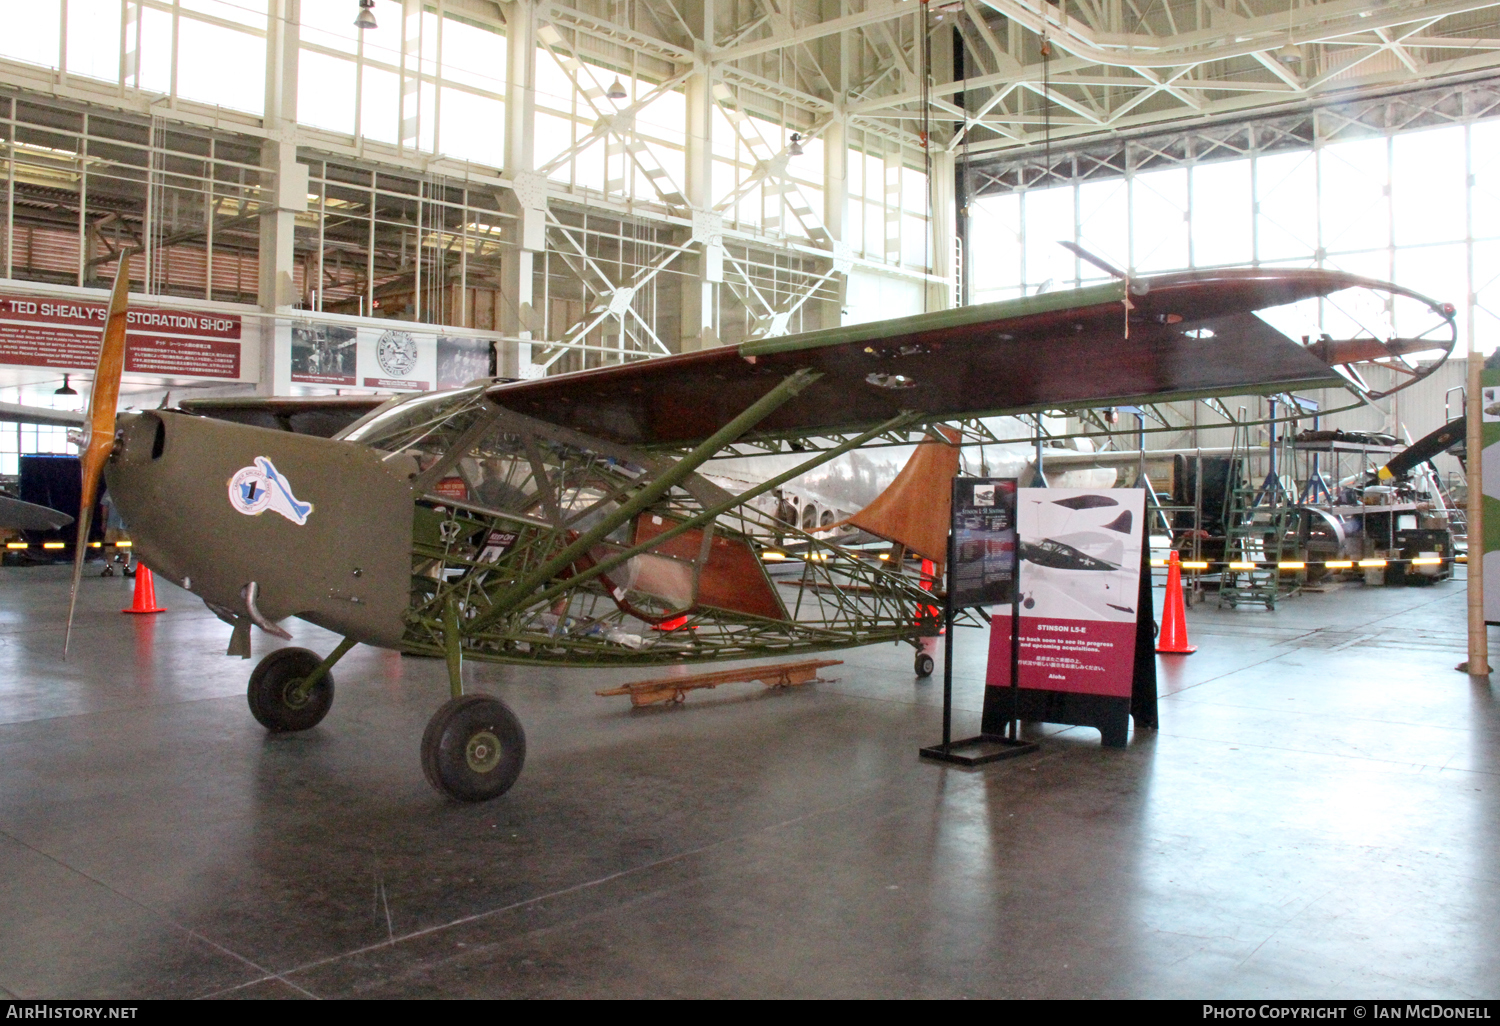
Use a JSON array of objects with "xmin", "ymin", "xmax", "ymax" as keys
[
  {"xmin": 228, "ymin": 464, "xmax": 272, "ymax": 516},
  {"xmin": 376, "ymin": 330, "xmax": 418, "ymax": 377},
  {"xmin": 226, "ymin": 457, "xmax": 315, "ymax": 525}
]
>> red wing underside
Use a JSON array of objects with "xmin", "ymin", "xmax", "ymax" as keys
[{"xmin": 487, "ymin": 271, "xmax": 1361, "ymax": 449}]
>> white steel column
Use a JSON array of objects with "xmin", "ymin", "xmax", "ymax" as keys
[
  {"xmin": 681, "ymin": 2, "xmax": 720, "ymax": 353},
  {"xmin": 928, "ymin": 148, "xmax": 956, "ymax": 311},
  {"xmin": 257, "ymin": 0, "xmax": 304, "ymax": 396},
  {"xmin": 820, "ymin": 114, "xmax": 850, "ymax": 329},
  {"xmin": 500, "ymin": 0, "xmax": 540, "ymax": 378}
]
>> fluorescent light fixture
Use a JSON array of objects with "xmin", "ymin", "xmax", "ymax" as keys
[
  {"xmin": 1325, "ymin": 560, "xmax": 1353, "ymax": 569},
  {"xmin": 1181, "ymin": 561, "xmax": 1209, "ymax": 570}
]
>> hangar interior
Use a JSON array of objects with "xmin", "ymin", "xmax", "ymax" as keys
[{"xmin": 2, "ymin": 0, "xmax": 1500, "ymax": 1001}]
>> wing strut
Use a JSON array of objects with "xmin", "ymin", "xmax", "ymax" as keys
[{"xmin": 469, "ymin": 368, "xmax": 824, "ymax": 633}]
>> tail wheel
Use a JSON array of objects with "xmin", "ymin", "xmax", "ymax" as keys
[
  {"xmin": 247, "ymin": 647, "xmax": 334, "ymax": 732},
  {"xmin": 915, "ymin": 652, "xmax": 935, "ymax": 678},
  {"xmin": 421, "ymin": 695, "xmax": 526, "ymax": 802}
]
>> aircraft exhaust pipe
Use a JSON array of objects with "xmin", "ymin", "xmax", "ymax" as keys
[{"xmin": 241, "ymin": 582, "xmax": 293, "ymax": 640}]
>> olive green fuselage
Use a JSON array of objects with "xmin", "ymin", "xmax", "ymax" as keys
[{"xmin": 104, "ymin": 411, "xmax": 414, "ymax": 647}]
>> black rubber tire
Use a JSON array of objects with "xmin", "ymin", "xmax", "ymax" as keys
[
  {"xmin": 420, "ymin": 695, "xmax": 526, "ymax": 802},
  {"xmin": 247, "ymin": 647, "xmax": 334, "ymax": 732},
  {"xmin": 915, "ymin": 652, "xmax": 935, "ymax": 678}
]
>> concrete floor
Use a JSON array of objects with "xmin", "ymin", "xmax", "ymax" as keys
[{"xmin": 0, "ymin": 564, "xmax": 1495, "ymax": 999}]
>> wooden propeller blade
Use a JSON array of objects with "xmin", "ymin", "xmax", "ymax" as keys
[{"xmin": 65, "ymin": 262, "xmax": 131, "ymax": 656}]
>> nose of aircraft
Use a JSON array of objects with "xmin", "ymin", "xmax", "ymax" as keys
[{"xmin": 105, "ymin": 410, "xmax": 416, "ymax": 649}]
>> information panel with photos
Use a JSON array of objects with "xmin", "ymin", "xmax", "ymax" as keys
[{"xmin": 949, "ymin": 477, "xmax": 1018, "ymax": 609}]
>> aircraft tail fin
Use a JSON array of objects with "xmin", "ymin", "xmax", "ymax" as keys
[
  {"xmin": 835, "ymin": 428, "xmax": 961, "ymax": 567},
  {"xmin": 1102, "ymin": 510, "xmax": 1133, "ymax": 534}
]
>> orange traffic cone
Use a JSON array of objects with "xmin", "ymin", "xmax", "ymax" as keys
[
  {"xmin": 122, "ymin": 564, "xmax": 166, "ymax": 614},
  {"xmin": 1156, "ymin": 550, "xmax": 1195, "ymax": 654}
]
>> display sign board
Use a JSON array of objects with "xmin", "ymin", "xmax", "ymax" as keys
[
  {"xmin": 0, "ymin": 294, "xmax": 242, "ymax": 379},
  {"xmin": 291, "ymin": 321, "xmax": 494, "ymax": 392},
  {"xmin": 949, "ymin": 477, "xmax": 1017, "ymax": 608},
  {"xmin": 985, "ymin": 487, "xmax": 1146, "ymax": 697}
]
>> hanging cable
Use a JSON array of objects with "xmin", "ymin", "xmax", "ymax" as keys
[
  {"xmin": 959, "ymin": 11, "xmax": 971, "ymax": 309},
  {"xmin": 1040, "ymin": 32, "xmax": 1052, "ymax": 188},
  {"xmin": 922, "ymin": 0, "xmax": 933, "ymax": 314}
]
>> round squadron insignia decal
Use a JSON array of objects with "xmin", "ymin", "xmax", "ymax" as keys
[
  {"xmin": 376, "ymin": 330, "xmax": 419, "ymax": 377},
  {"xmin": 227, "ymin": 457, "xmax": 314, "ymax": 526}
]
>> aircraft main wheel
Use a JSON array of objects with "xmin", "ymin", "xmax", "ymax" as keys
[
  {"xmin": 421, "ymin": 695, "xmax": 526, "ymax": 802},
  {"xmin": 247, "ymin": 647, "xmax": 334, "ymax": 732},
  {"xmin": 915, "ymin": 652, "xmax": 935, "ymax": 677}
]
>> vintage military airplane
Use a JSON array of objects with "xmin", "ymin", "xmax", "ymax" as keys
[{"xmin": 61, "ymin": 261, "xmax": 1455, "ymax": 801}]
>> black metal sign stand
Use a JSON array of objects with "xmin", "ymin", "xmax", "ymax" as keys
[{"xmin": 920, "ymin": 480, "xmax": 1039, "ymax": 767}]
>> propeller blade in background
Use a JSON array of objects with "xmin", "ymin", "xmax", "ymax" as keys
[
  {"xmin": 65, "ymin": 262, "xmax": 131, "ymax": 656},
  {"xmin": 1058, "ymin": 241, "xmax": 1128, "ymax": 281}
]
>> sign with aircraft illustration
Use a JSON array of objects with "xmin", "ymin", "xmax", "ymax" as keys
[{"xmin": 985, "ymin": 487, "xmax": 1145, "ymax": 697}]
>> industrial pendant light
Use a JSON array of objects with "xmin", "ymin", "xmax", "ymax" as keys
[
  {"xmin": 606, "ymin": 77, "xmax": 627, "ymax": 100},
  {"xmin": 1277, "ymin": 40, "xmax": 1302, "ymax": 64},
  {"xmin": 355, "ymin": 0, "xmax": 377, "ymax": 30},
  {"xmin": 788, "ymin": 132, "xmax": 804, "ymax": 156},
  {"xmin": 54, "ymin": 373, "xmax": 81, "ymax": 413}
]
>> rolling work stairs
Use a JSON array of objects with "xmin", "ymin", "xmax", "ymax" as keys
[{"xmin": 1219, "ymin": 427, "xmax": 1300, "ymax": 610}]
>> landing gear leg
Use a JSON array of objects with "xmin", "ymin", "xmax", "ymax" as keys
[
  {"xmin": 420, "ymin": 597, "xmax": 527, "ymax": 802},
  {"xmin": 247, "ymin": 636, "xmax": 355, "ymax": 732}
]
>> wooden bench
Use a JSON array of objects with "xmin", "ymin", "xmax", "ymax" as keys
[{"xmin": 595, "ymin": 658, "xmax": 843, "ymax": 707}]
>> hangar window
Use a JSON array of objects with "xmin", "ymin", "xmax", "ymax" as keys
[{"xmin": 969, "ymin": 107, "xmax": 1500, "ymax": 353}]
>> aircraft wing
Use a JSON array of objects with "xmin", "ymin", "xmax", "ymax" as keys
[
  {"xmin": 0, "ymin": 402, "xmax": 86, "ymax": 428},
  {"xmin": 177, "ymin": 395, "xmax": 391, "ymax": 437},
  {"xmin": 0, "ymin": 495, "xmax": 74, "ymax": 531},
  {"xmin": 486, "ymin": 269, "xmax": 1408, "ymax": 449}
]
